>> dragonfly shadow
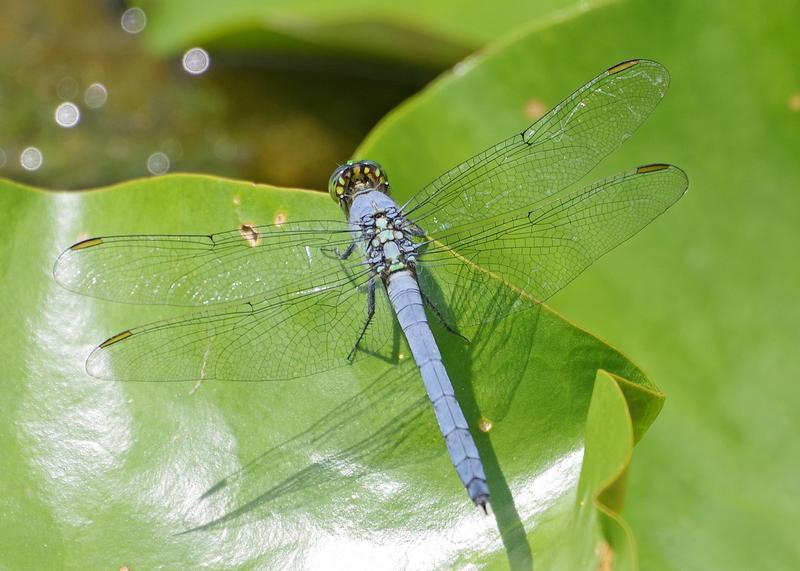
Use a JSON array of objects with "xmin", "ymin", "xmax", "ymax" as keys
[
  {"xmin": 180, "ymin": 361, "xmax": 438, "ymax": 535},
  {"xmin": 354, "ymin": 315, "xmax": 404, "ymax": 366},
  {"xmin": 435, "ymin": 288, "xmax": 543, "ymax": 571}
]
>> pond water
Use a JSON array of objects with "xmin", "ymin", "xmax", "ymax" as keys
[{"xmin": 0, "ymin": 0, "xmax": 437, "ymax": 191}]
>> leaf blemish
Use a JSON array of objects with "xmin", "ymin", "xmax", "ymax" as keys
[
  {"xmin": 239, "ymin": 223, "xmax": 260, "ymax": 247},
  {"xmin": 524, "ymin": 98, "xmax": 547, "ymax": 120}
]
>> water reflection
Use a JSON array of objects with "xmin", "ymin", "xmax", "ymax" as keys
[
  {"xmin": 147, "ymin": 152, "xmax": 170, "ymax": 175},
  {"xmin": 20, "ymin": 147, "xmax": 43, "ymax": 171},
  {"xmin": 55, "ymin": 102, "xmax": 80, "ymax": 127},
  {"xmin": 120, "ymin": 7, "xmax": 146, "ymax": 34},
  {"xmin": 84, "ymin": 83, "xmax": 108, "ymax": 109},
  {"xmin": 182, "ymin": 48, "xmax": 210, "ymax": 75}
]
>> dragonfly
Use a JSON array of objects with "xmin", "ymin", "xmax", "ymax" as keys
[{"xmin": 54, "ymin": 59, "xmax": 688, "ymax": 512}]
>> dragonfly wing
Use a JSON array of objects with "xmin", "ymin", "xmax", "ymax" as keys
[
  {"xmin": 54, "ymin": 219, "xmax": 355, "ymax": 306},
  {"xmin": 403, "ymin": 60, "xmax": 670, "ymax": 231},
  {"xmin": 416, "ymin": 165, "xmax": 688, "ymax": 328},
  {"xmin": 86, "ymin": 270, "xmax": 394, "ymax": 381}
]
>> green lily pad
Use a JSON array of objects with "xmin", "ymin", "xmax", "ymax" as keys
[
  {"xmin": 137, "ymin": 0, "xmax": 602, "ymax": 66},
  {"xmin": 349, "ymin": 0, "xmax": 800, "ymax": 569},
  {"xmin": 0, "ymin": 2, "xmax": 691, "ymax": 566},
  {"xmin": 0, "ymin": 172, "xmax": 662, "ymax": 569}
]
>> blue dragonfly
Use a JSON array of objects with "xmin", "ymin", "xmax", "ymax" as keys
[{"xmin": 54, "ymin": 59, "xmax": 687, "ymax": 511}]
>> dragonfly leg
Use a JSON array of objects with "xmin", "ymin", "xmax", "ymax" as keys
[
  {"xmin": 338, "ymin": 241, "xmax": 357, "ymax": 259},
  {"xmin": 323, "ymin": 240, "xmax": 357, "ymax": 260},
  {"xmin": 421, "ymin": 291, "xmax": 469, "ymax": 343},
  {"xmin": 406, "ymin": 222, "xmax": 427, "ymax": 237},
  {"xmin": 347, "ymin": 278, "xmax": 376, "ymax": 362},
  {"xmin": 330, "ymin": 242, "xmax": 372, "ymax": 295}
]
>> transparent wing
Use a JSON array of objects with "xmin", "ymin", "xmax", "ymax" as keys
[
  {"xmin": 403, "ymin": 60, "xmax": 670, "ymax": 230},
  {"xmin": 87, "ymin": 268, "xmax": 395, "ymax": 381},
  {"xmin": 416, "ymin": 165, "xmax": 688, "ymax": 328},
  {"xmin": 54, "ymin": 219, "xmax": 355, "ymax": 306}
]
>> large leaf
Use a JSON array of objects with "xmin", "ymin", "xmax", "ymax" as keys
[
  {"xmin": 137, "ymin": 0, "xmax": 602, "ymax": 66},
  {"xmin": 0, "ymin": 173, "xmax": 662, "ymax": 569},
  {"xmin": 355, "ymin": 0, "xmax": 800, "ymax": 568}
]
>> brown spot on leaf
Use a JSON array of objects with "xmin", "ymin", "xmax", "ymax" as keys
[
  {"xmin": 239, "ymin": 223, "xmax": 260, "ymax": 247},
  {"xmin": 596, "ymin": 540, "xmax": 614, "ymax": 571},
  {"xmin": 524, "ymin": 99, "xmax": 547, "ymax": 120}
]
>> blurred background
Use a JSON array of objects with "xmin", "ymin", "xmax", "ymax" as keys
[
  {"xmin": 2, "ymin": 1, "xmax": 799, "ymax": 570},
  {"xmin": 0, "ymin": 0, "xmax": 445, "ymax": 190}
]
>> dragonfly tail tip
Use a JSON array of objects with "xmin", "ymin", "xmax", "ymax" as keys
[{"xmin": 475, "ymin": 494, "xmax": 489, "ymax": 514}]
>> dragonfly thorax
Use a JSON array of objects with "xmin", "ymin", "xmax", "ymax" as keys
[
  {"xmin": 329, "ymin": 160, "xmax": 390, "ymax": 213},
  {"xmin": 349, "ymin": 193, "xmax": 419, "ymax": 279}
]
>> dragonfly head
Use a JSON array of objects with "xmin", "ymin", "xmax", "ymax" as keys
[{"xmin": 329, "ymin": 160, "xmax": 390, "ymax": 212}]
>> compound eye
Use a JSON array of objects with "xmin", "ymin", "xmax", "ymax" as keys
[
  {"xmin": 360, "ymin": 160, "xmax": 390, "ymax": 195},
  {"xmin": 328, "ymin": 164, "xmax": 350, "ymax": 202}
]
